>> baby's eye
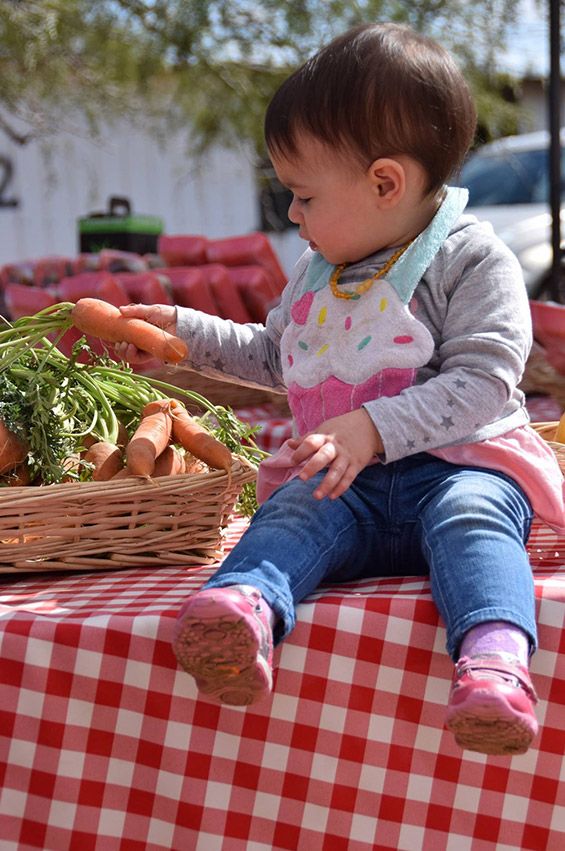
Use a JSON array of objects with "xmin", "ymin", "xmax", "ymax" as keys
[{"xmin": 297, "ymin": 196, "xmax": 312, "ymax": 204}]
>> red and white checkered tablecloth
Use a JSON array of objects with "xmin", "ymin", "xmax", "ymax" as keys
[
  {"xmin": 236, "ymin": 404, "xmax": 293, "ymax": 453},
  {"xmin": 0, "ymin": 517, "xmax": 563, "ymax": 851}
]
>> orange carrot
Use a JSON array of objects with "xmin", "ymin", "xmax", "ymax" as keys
[
  {"xmin": 84, "ymin": 441, "xmax": 124, "ymax": 481},
  {"xmin": 153, "ymin": 445, "xmax": 185, "ymax": 477},
  {"xmin": 126, "ymin": 405, "xmax": 173, "ymax": 476},
  {"xmin": 142, "ymin": 400, "xmax": 172, "ymax": 417},
  {"xmin": 0, "ymin": 419, "xmax": 28, "ymax": 474},
  {"xmin": 116, "ymin": 421, "xmax": 130, "ymax": 448},
  {"xmin": 111, "ymin": 468, "xmax": 131, "ymax": 480},
  {"xmin": 71, "ymin": 298, "xmax": 188, "ymax": 363},
  {"xmin": 81, "ymin": 433, "xmax": 98, "ymax": 450},
  {"xmin": 169, "ymin": 399, "xmax": 233, "ymax": 472},
  {"xmin": 80, "ymin": 425, "xmax": 128, "ymax": 457}
]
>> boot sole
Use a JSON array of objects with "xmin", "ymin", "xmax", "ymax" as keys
[{"xmin": 173, "ymin": 594, "xmax": 272, "ymax": 706}]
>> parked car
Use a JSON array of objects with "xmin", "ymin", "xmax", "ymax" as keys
[{"xmin": 458, "ymin": 129, "xmax": 565, "ymax": 298}]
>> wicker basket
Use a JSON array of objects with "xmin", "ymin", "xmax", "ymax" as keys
[
  {"xmin": 145, "ymin": 364, "xmax": 291, "ymax": 415},
  {"xmin": 0, "ymin": 456, "xmax": 256, "ymax": 573},
  {"xmin": 520, "ymin": 342, "xmax": 565, "ymax": 410}
]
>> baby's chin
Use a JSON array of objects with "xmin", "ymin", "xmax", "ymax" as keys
[{"xmin": 309, "ymin": 243, "xmax": 339, "ymax": 264}]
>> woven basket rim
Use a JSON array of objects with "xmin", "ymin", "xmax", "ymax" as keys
[
  {"xmin": 0, "ymin": 454, "xmax": 255, "ymax": 506},
  {"xmin": 0, "ymin": 455, "xmax": 256, "ymax": 572}
]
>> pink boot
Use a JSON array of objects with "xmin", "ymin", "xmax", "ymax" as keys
[
  {"xmin": 172, "ymin": 586, "xmax": 274, "ymax": 706},
  {"xmin": 446, "ymin": 655, "xmax": 539, "ymax": 756}
]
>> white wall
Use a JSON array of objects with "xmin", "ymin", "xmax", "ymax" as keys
[{"xmin": 0, "ymin": 119, "xmax": 304, "ymax": 276}]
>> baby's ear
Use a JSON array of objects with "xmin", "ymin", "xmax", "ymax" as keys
[{"xmin": 367, "ymin": 158, "xmax": 406, "ymax": 206}]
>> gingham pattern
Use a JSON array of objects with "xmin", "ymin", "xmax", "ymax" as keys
[
  {"xmin": 235, "ymin": 404, "xmax": 293, "ymax": 452},
  {"xmin": 0, "ymin": 516, "xmax": 563, "ymax": 850}
]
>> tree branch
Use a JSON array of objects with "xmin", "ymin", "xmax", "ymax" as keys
[{"xmin": 0, "ymin": 112, "xmax": 34, "ymax": 146}]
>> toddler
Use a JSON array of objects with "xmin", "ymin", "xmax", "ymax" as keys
[{"xmin": 118, "ymin": 23, "xmax": 564, "ymax": 756}]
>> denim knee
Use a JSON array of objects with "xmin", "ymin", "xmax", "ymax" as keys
[{"xmin": 419, "ymin": 467, "xmax": 536, "ymax": 660}]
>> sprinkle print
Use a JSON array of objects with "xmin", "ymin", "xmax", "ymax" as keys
[
  {"xmin": 290, "ymin": 291, "xmax": 314, "ymax": 325},
  {"xmin": 283, "ymin": 271, "xmax": 436, "ymax": 403}
]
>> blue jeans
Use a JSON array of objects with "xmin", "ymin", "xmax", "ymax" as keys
[{"xmin": 204, "ymin": 454, "xmax": 536, "ymax": 660}]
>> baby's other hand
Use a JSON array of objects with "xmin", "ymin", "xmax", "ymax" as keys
[
  {"xmin": 288, "ymin": 409, "xmax": 383, "ymax": 500},
  {"xmin": 114, "ymin": 303, "xmax": 178, "ymax": 364}
]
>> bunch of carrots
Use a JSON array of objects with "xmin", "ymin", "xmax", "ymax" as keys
[
  {"xmin": 0, "ymin": 299, "xmax": 265, "ymax": 514},
  {"xmin": 85, "ymin": 397, "xmax": 234, "ymax": 482}
]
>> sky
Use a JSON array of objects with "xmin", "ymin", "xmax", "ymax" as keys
[{"xmin": 500, "ymin": 0, "xmax": 556, "ymax": 76}]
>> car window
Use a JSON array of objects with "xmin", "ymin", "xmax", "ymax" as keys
[{"xmin": 459, "ymin": 146, "xmax": 565, "ymax": 206}]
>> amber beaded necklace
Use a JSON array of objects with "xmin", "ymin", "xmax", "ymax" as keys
[{"xmin": 329, "ymin": 240, "xmax": 413, "ymax": 300}]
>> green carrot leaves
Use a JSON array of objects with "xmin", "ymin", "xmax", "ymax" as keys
[{"xmin": 0, "ymin": 304, "xmax": 263, "ymax": 513}]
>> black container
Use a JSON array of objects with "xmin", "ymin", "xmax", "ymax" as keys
[{"xmin": 78, "ymin": 196, "xmax": 163, "ymax": 254}]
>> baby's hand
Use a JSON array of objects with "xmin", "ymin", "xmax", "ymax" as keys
[
  {"xmin": 114, "ymin": 303, "xmax": 178, "ymax": 364},
  {"xmin": 288, "ymin": 409, "xmax": 383, "ymax": 500}
]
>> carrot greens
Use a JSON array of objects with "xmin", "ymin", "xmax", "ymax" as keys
[{"xmin": 0, "ymin": 305, "xmax": 266, "ymax": 513}]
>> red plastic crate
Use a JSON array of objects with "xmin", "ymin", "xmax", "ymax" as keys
[
  {"xmin": 55, "ymin": 272, "xmax": 111, "ymax": 302},
  {"xmin": 159, "ymin": 267, "xmax": 220, "ymax": 315},
  {"xmin": 4, "ymin": 283, "xmax": 57, "ymax": 320},
  {"xmin": 205, "ymin": 232, "xmax": 286, "ymax": 292},
  {"xmin": 201, "ymin": 264, "xmax": 253, "ymax": 323},
  {"xmin": 225, "ymin": 265, "xmax": 281, "ymax": 323},
  {"xmin": 157, "ymin": 235, "xmax": 209, "ymax": 267},
  {"xmin": 114, "ymin": 272, "xmax": 173, "ymax": 305}
]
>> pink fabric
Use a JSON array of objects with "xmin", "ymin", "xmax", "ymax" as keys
[
  {"xmin": 257, "ymin": 425, "xmax": 564, "ymax": 533},
  {"xmin": 256, "ymin": 441, "xmax": 307, "ymax": 504},
  {"xmin": 288, "ymin": 370, "xmax": 415, "ymax": 435},
  {"xmin": 430, "ymin": 426, "xmax": 564, "ymax": 533}
]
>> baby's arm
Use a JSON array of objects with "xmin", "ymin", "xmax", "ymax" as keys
[
  {"xmin": 114, "ymin": 252, "xmax": 311, "ymax": 386},
  {"xmin": 364, "ymin": 231, "xmax": 532, "ymax": 461}
]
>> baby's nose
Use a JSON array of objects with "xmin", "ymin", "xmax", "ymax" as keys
[{"xmin": 287, "ymin": 196, "xmax": 302, "ymax": 224}]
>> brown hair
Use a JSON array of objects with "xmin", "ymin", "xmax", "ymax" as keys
[{"xmin": 264, "ymin": 23, "xmax": 477, "ymax": 195}]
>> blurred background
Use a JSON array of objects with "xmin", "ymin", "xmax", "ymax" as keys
[{"xmin": 0, "ymin": 0, "xmax": 561, "ymax": 277}]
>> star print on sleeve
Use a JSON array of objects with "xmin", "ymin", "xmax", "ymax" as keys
[
  {"xmin": 441, "ymin": 415, "xmax": 454, "ymax": 430},
  {"xmin": 454, "ymin": 378, "xmax": 467, "ymax": 389}
]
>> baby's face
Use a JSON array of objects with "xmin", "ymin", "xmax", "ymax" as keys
[{"xmin": 271, "ymin": 134, "xmax": 389, "ymax": 266}]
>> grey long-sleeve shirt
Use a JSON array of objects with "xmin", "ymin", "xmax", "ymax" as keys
[{"xmin": 176, "ymin": 213, "xmax": 532, "ymax": 463}]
